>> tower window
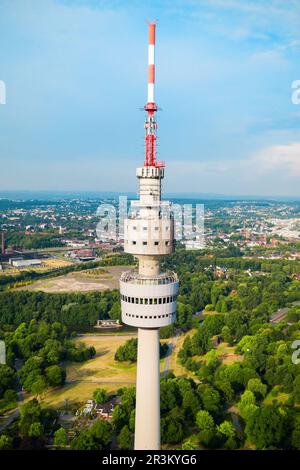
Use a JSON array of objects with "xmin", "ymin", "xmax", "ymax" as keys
[
  {"xmin": 143, "ymin": 241, "xmax": 147, "ymax": 245},
  {"xmin": 154, "ymin": 241, "xmax": 159, "ymax": 246},
  {"xmin": 132, "ymin": 241, "xmax": 136, "ymax": 245}
]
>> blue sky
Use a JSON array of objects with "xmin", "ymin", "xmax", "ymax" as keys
[{"xmin": 0, "ymin": 0, "xmax": 300, "ymax": 196}]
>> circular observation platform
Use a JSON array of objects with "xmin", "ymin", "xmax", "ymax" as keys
[{"xmin": 120, "ymin": 271, "xmax": 179, "ymax": 328}]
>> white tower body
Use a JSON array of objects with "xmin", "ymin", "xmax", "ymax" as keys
[
  {"xmin": 120, "ymin": 168, "xmax": 178, "ymax": 450},
  {"xmin": 119, "ymin": 24, "xmax": 178, "ymax": 450}
]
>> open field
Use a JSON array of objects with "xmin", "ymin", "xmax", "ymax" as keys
[
  {"xmin": 42, "ymin": 333, "xmax": 137, "ymax": 407},
  {"xmin": 0, "ymin": 257, "xmax": 75, "ymax": 277},
  {"xmin": 41, "ymin": 332, "xmax": 189, "ymax": 407},
  {"xmin": 168, "ymin": 330, "xmax": 198, "ymax": 378},
  {"xmin": 215, "ymin": 341, "xmax": 244, "ymax": 365},
  {"xmin": 18, "ymin": 266, "xmax": 131, "ymax": 293},
  {"xmin": 195, "ymin": 341, "xmax": 243, "ymax": 365},
  {"xmin": 39, "ymin": 258, "xmax": 74, "ymax": 269}
]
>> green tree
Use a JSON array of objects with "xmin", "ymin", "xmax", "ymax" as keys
[
  {"xmin": 245, "ymin": 405, "xmax": 287, "ymax": 449},
  {"xmin": 181, "ymin": 439, "xmax": 198, "ymax": 450},
  {"xmin": 196, "ymin": 410, "xmax": 215, "ymax": 445},
  {"xmin": 118, "ymin": 425, "xmax": 133, "ymax": 450},
  {"xmin": 217, "ymin": 421, "xmax": 235, "ymax": 440},
  {"xmin": 238, "ymin": 390, "xmax": 257, "ymax": 421},
  {"xmin": 0, "ymin": 364, "xmax": 17, "ymax": 398},
  {"xmin": 19, "ymin": 399, "xmax": 42, "ymax": 437},
  {"xmin": 221, "ymin": 325, "xmax": 233, "ymax": 344},
  {"xmin": 200, "ymin": 385, "xmax": 221, "ymax": 415},
  {"xmin": 28, "ymin": 422, "xmax": 44, "ymax": 438},
  {"xmin": 161, "ymin": 407, "xmax": 186, "ymax": 444},
  {"xmin": 90, "ymin": 419, "xmax": 112, "ymax": 448},
  {"xmin": 93, "ymin": 388, "xmax": 108, "ymax": 405},
  {"xmin": 54, "ymin": 427, "xmax": 68, "ymax": 447},
  {"xmin": 0, "ymin": 435, "xmax": 13, "ymax": 450},
  {"xmin": 160, "ymin": 379, "xmax": 180, "ymax": 412},
  {"xmin": 30, "ymin": 375, "xmax": 47, "ymax": 396},
  {"xmin": 109, "ymin": 302, "xmax": 121, "ymax": 320},
  {"xmin": 71, "ymin": 430, "xmax": 99, "ymax": 450},
  {"xmin": 45, "ymin": 365, "xmax": 66, "ymax": 387},
  {"xmin": 291, "ymin": 416, "xmax": 300, "ymax": 450},
  {"xmin": 182, "ymin": 390, "xmax": 200, "ymax": 419},
  {"xmin": 247, "ymin": 378, "xmax": 267, "ymax": 399},
  {"xmin": 293, "ymin": 375, "xmax": 300, "ymax": 403}
]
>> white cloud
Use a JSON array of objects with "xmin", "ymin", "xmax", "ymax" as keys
[
  {"xmin": 253, "ymin": 142, "xmax": 300, "ymax": 177},
  {"xmin": 164, "ymin": 142, "xmax": 300, "ymax": 196}
]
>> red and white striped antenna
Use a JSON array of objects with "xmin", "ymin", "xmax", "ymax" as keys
[
  {"xmin": 144, "ymin": 22, "xmax": 164, "ymax": 168},
  {"xmin": 148, "ymin": 22, "xmax": 155, "ymax": 103}
]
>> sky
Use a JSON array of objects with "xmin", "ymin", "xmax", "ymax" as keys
[{"xmin": 0, "ymin": 0, "xmax": 300, "ymax": 196}]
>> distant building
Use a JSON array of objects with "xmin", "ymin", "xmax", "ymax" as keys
[
  {"xmin": 185, "ymin": 240, "xmax": 205, "ymax": 250},
  {"xmin": 95, "ymin": 397, "xmax": 121, "ymax": 419},
  {"xmin": 95, "ymin": 319, "xmax": 121, "ymax": 329},
  {"xmin": 78, "ymin": 397, "xmax": 121, "ymax": 419},
  {"xmin": 10, "ymin": 258, "xmax": 42, "ymax": 268},
  {"xmin": 68, "ymin": 248, "xmax": 96, "ymax": 261},
  {"xmin": 65, "ymin": 240, "xmax": 89, "ymax": 248}
]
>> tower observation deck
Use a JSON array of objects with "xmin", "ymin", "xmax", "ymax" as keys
[{"xmin": 119, "ymin": 23, "xmax": 179, "ymax": 450}]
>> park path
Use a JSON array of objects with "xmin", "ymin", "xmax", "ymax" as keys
[
  {"xmin": 161, "ymin": 334, "xmax": 180, "ymax": 377},
  {"xmin": 0, "ymin": 358, "xmax": 24, "ymax": 432},
  {"xmin": 270, "ymin": 300, "xmax": 300, "ymax": 324},
  {"xmin": 227, "ymin": 405, "xmax": 243, "ymax": 434}
]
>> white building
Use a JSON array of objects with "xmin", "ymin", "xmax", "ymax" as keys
[{"xmin": 10, "ymin": 259, "xmax": 42, "ymax": 268}]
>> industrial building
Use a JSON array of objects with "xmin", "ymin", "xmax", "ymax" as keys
[{"xmin": 9, "ymin": 258, "xmax": 42, "ymax": 269}]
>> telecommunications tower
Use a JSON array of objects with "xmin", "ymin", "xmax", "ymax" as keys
[{"xmin": 120, "ymin": 23, "xmax": 179, "ymax": 450}]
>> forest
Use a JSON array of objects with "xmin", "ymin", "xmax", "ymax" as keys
[{"xmin": 0, "ymin": 249, "xmax": 299, "ymax": 450}]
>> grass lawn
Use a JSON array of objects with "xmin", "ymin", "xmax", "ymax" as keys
[
  {"xmin": 214, "ymin": 341, "xmax": 243, "ymax": 365},
  {"xmin": 41, "ymin": 332, "xmax": 175, "ymax": 408},
  {"xmin": 41, "ymin": 334, "xmax": 137, "ymax": 407},
  {"xmin": 264, "ymin": 386, "xmax": 290, "ymax": 405},
  {"xmin": 169, "ymin": 330, "xmax": 195, "ymax": 377}
]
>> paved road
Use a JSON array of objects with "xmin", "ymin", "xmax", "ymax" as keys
[
  {"xmin": 270, "ymin": 301, "xmax": 300, "ymax": 324},
  {"xmin": 66, "ymin": 379, "xmax": 135, "ymax": 385},
  {"xmin": 77, "ymin": 333, "xmax": 137, "ymax": 339},
  {"xmin": 161, "ymin": 334, "xmax": 179, "ymax": 377}
]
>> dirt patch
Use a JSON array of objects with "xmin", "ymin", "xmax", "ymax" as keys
[{"xmin": 18, "ymin": 266, "xmax": 131, "ymax": 293}]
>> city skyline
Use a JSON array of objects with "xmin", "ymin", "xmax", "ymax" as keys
[{"xmin": 0, "ymin": 0, "xmax": 300, "ymax": 196}]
